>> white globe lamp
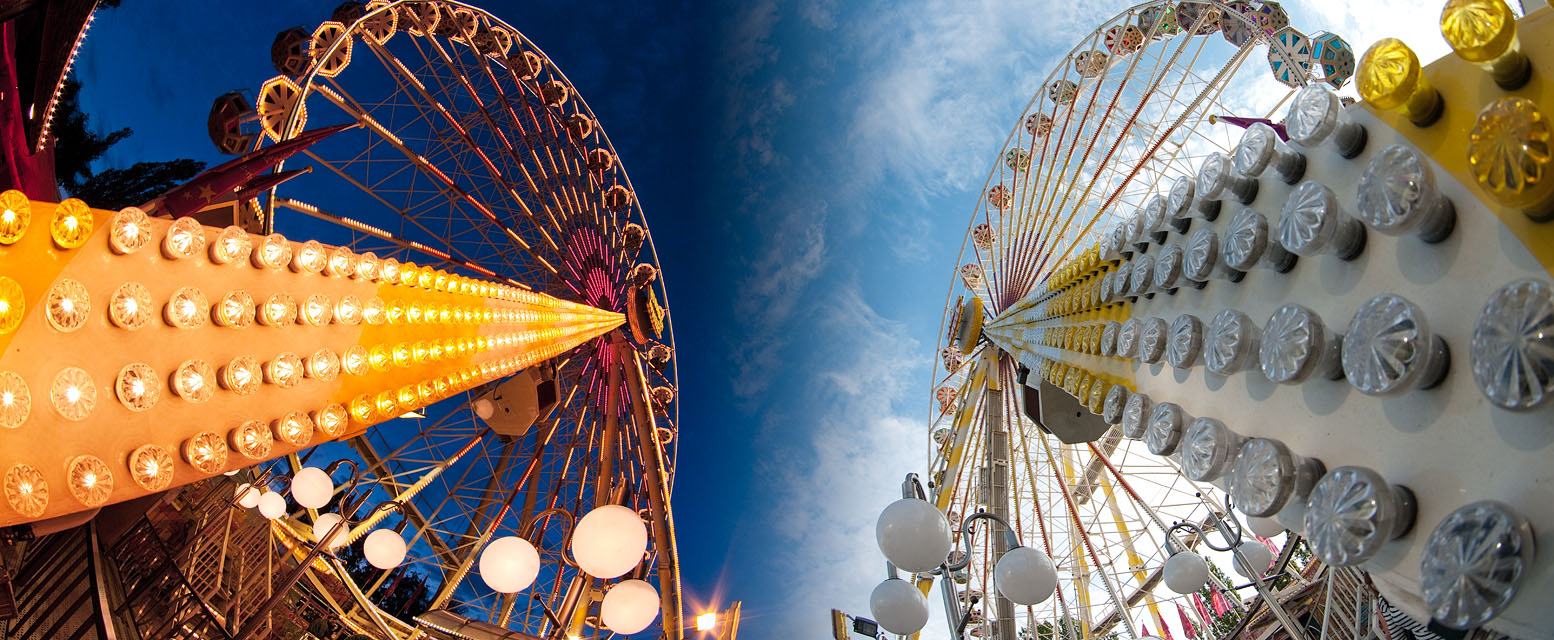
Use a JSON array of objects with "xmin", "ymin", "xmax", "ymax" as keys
[
  {"xmin": 1162, "ymin": 552, "xmax": 1210, "ymax": 594},
  {"xmin": 869, "ymin": 578, "xmax": 929, "ymax": 635},
  {"xmin": 993, "ymin": 546, "xmax": 1057, "ymax": 605},
  {"xmin": 1247, "ymin": 515, "xmax": 1285, "ymax": 538},
  {"xmin": 257, "ymin": 490, "xmax": 286, "ymax": 519},
  {"xmin": 473, "ymin": 397, "xmax": 495, "ymax": 420},
  {"xmin": 600, "ymin": 579, "xmax": 660, "ymax": 635},
  {"xmin": 874, "ymin": 498, "xmax": 952, "ymax": 573},
  {"xmin": 364, "ymin": 529, "xmax": 407, "ymax": 569},
  {"xmin": 290, "ymin": 467, "xmax": 334, "ymax": 510},
  {"xmin": 572, "ymin": 505, "xmax": 648, "ymax": 578},
  {"xmin": 1234, "ymin": 540, "xmax": 1274, "ymax": 578},
  {"xmin": 479, "ymin": 536, "xmax": 541, "ymax": 593},
  {"xmin": 235, "ymin": 483, "xmax": 261, "ymax": 508},
  {"xmin": 312, "ymin": 513, "xmax": 347, "ymax": 550}
]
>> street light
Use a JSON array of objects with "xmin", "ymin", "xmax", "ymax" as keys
[
  {"xmin": 696, "ymin": 611, "xmax": 718, "ymax": 632},
  {"xmin": 869, "ymin": 473, "xmax": 1057, "ymax": 636},
  {"xmin": 1164, "ymin": 496, "xmax": 1313, "ymax": 640}
]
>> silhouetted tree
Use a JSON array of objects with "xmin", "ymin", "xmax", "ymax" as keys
[{"xmin": 50, "ymin": 77, "xmax": 205, "ymax": 209}]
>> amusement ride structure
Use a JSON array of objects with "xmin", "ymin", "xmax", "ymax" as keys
[
  {"xmin": 0, "ymin": 1, "xmax": 689, "ymax": 639},
  {"xmin": 864, "ymin": 2, "xmax": 1554, "ymax": 640}
]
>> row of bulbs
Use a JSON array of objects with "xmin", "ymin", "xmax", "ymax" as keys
[
  {"xmin": 231, "ymin": 466, "xmax": 663, "ymax": 635},
  {"xmin": 1099, "ymin": 381, "xmax": 1535, "ymax": 630},
  {"xmin": 1, "ymin": 352, "xmax": 535, "ymax": 519},
  {"xmin": 0, "ymin": 191, "xmax": 582, "ymax": 307}
]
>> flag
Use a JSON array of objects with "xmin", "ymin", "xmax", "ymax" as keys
[
  {"xmin": 1210, "ymin": 587, "xmax": 1231, "ymax": 616},
  {"xmin": 156, "ymin": 122, "xmax": 357, "ymax": 217},
  {"xmin": 1192, "ymin": 592, "xmax": 1213, "ymax": 622},
  {"xmin": 1156, "ymin": 613, "xmax": 1175, "ymax": 640},
  {"xmin": 1179, "ymin": 604, "xmax": 1198, "ymax": 639}
]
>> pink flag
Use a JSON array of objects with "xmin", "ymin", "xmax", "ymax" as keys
[
  {"xmin": 1192, "ymin": 592, "xmax": 1213, "ymax": 622},
  {"xmin": 1179, "ymin": 604, "xmax": 1198, "ymax": 639},
  {"xmin": 1210, "ymin": 587, "xmax": 1231, "ymax": 616},
  {"xmin": 1158, "ymin": 618, "xmax": 1176, "ymax": 640}
]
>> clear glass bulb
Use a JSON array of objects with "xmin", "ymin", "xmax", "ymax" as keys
[
  {"xmin": 1223, "ymin": 208, "xmax": 1296, "ymax": 273},
  {"xmin": 210, "ymin": 225, "xmax": 251, "ymax": 264},
  {"xmin": 1144, "ymin": 401, "xmax": 1189, "ymax": 455},
  {"xmin": 0, "ymin": 371, "xmax": 31, "ymax": 429},
  {"xmin": 1138, "ymin": 317, "xmax": 1168, "ymax": 363},
  {"xmin": 105, "ymin": 282, "xmax": 147, "ymax": 330},
  {"xmin": 214, "ymin": 290, "xmax": 255, "ymax": 328},
  {"xmin": 171, "ymin": 359, "xmax": 215, "ymax": 403},
  {"xmin": 1152, "ymin": 243, "xmax": 1184, "ymax": 292},
  {"xmin": 220, "ymin": 356, "xmax": 260, "ymax": 395},
  {"xmin": 162, "ymin": 217, "xmax": 206, "ymax": 259},
  {"xmin": 292, "ymin": 239, "xmax": 327, "ymax": 273},
  {"xmin": 363, "ymin": 297, "xmax": 386, "ymax": 325},
  {"xmin": 109, "ymin": 207, "xmax": 152, "ymax": 254},
  {"xmin": 1231, "ymin": 438, "xmax": 1324, "ymax": 517},
  {"xmin": 1356, "ymin": 144, "xmax": 1456, "ymax": 242},
  {"xmin": 1303, "ymin": 465, "xmax": 1415, "ymax": 567},
  {"xmin": 1167, "ymin": 314, "xmax": 1204, "ymax": 369},
  {"xmin": 1342, "ymin": 293, "xmax": 1449, "ymax": 395},
  {"xmin": 1471, "ymin": 279, "xmax": 1554, "ymax": 410},
  {"xmin": 325, "ymin": 246, "xmax": 357, "ymax": 277},
  {"xmin": 1117, "ymin": 318, "xmax": 1140, "ymax": 358},
  {"xmin": 115, "ymin": 363, "xmax": 161, "ymax": 412},
  {"xmin": 1260, "ymin": 303, "xmax": 1343, "ymax": 383},
  {"xmin": 1278, "ymin": 181, "xmax": 1366, "ymax": 260},
  {"xmin": 45, "ymin": 278, "xmax": 90, "ymax": 333},
  {"xmin": 1100, "ymin": 321, "xmax": 1120, "ymax": 356},
  {"xmin": 259, "ymin": 293, "xmax": 298, "ymax": 327},
  {"xmin": 1287, "ymin": 83, "xmax": 1366, "ymax": 157},
  {"xmin": 301, "ymin": 294, "xmax": 333, "ymax": 326},
  {"xmin": 1420, "ymin": 500, "xmax": 1535, "ymax": 629},
  {"xmin": 1121, "ymin": 392, "xmax": 1153, "ymax": 439},
  {"xmin": 1179, "ymin": 417, "xmax": 1244, "ymax": 481},
  {"xmin": 265, "ymin": 353, "xmax": 303, "ymax": 388},
  {"xmin": 341, "ymin": 345, "xmax": 369, "ymax": 376},
  {"xmin": 1196, "ymin": 152, "xmax": 1258, "ymax": 204},
  {"xmin": 356, "ymin": 251, "xmax": 381, "ymax": 280},
  {"xmin": 1205, "ymin": 309, "xmax": 1260, "ymax": 375},
  {"xmin": 164, "ymin": 287, "xmax": 210, "ymax": 329},
  {"xmin": 1102, "ymin": 385, "xmax": 1130, "ymax": 424},
  {"xmin": 306, "ymin": 348, "xmax": 340, "ymax": 381},
  {"xmin": 252, "ymin": 233, "xmax": 293, "ymax": 269}
]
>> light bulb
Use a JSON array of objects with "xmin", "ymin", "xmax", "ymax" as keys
[
  {"xmin": 1137, "ymin": 317, "xmax": 1168, "ymax": 364},
  {"xmin": 219, "ymin": 356, "xmax": 261, "ymax": 395},
  {"xmin": 313, "ymin": 404, "xmax": 348, "ymax": 438},
  {"xmin": 108, "ymin": 206, "xmax": 150, "ymax": 254},
  {"xmin": 1179, "ymin": 417, "xmax": 1244, "ymax": 481},
  {"xmin": 1102, "ymin": 385, "xmax": 1129, "ymax": 425},
  {"xmin": 65, "ymin": 455, "xmax": 112, "ymax": 506},
  {"xmin": 1223, "ymin": 208, "xmax": 1296, "ymax": 273},
  {"xmin": 479, "ymin": 535, "xmax": 540, "ymax": 593},
  {"xmin": 265, "ymin": 353, "xmax": 303, "ymax": 388},
  {"xmin": 1144, "ymin": 401, "xmax": 1190, "ymax": 456},
  {"xmin": 1233, "ymin": 122, "xmax": 1305, "ymax": 183},
  {"xmin": 1303, "ymin": 466, "xmax": 1415, "ymax": 567},
  {"xmin": 230, "ymin": 420, "xmax": 274, "ymax": 459},
  {"xmin": 325, "ymin": 246, "xmax": 356, "ymax": 277},
  {"xmin": 252, "ymin": 233, "xmax": 292, "ymax": 269},
  {"xmin": 44, "ymin": 278, "xmax": 90, "ymax": 333},
  {"xmin": 1358, "ymin": 38, "xmax": 1442, "ymax": 126},
  {"xmin": 210, "ymin": 225, "xmax": 251, "ymax": 264},
  {"xmin": 181, "ymin": 431, "xmax": 228, "ymax": 475},
  {"xmin": 335, "ymin": 295, "xmax": 362, "ymax": 325},
  {"xmin": 1467, "ymin": 97, "xmax": 1554, "ymax": 221},
  {"xmin": 364, "ymin": 529, "xmax": 407, "ymax": 569},
  {"xmin": 1420, "ymin": 500, "xmax": 1534, "ymax": 629},
  {"xmin": 994, "ymin": 546, "xmax": 1057, "ymax": 605},
  {"xmin": 213, "ymin": 290, "xmax": 255, "ymax": 328},
  {"xmin": 341, "ymin": 346, "xmax": 369, "ymax": 376},
  {"xmin": 128, "ymin": 444, "xmax": 174, "ymax": 491},
  {"xmin": 50, "ymin": 198, "xmax": 93, "ymax": 249},
  {"xmin": 291, "ymin": 466, "xmax": 334, "ymax": 509},
  {"xmin": 171, "ymin": 359, "xmax": 215, "ymax": 403},
  {"xmin": 257, "ymin": 490, "xmax": 285, "ymax": 519},
  {"xmin": 1356, "ymin": 145, "xmax": 1456, "ymax": 242},
  {"xmin": 1286, "ymin": 83, "xmax": 1366, "ymax": 157},
  {"xmin": 363, "ymin": 297, "xmax": 385, "ymax": 325},
  {"xmin": 258, "ymin": 293, "xmax": 297, "ymax": 327},
  {"xmin": 106, "ymin": 282, "xmax": 152, "ymax": 330},
  {"xmin": 115, "ymin": 363, "xmax": 161, "ymax": 412},
  {"xmin": 572, "ymin": 504, "xmax": 649, "ymax": 578},
  {"xmin": 165, "ymin": 286, "xmax": 210, "ymax": 329},
  {"xmin": 272, "ymin": 411, "xmax": 314, "ymax": 447},
  {"xmin": 1342, "ymin": 293, "xmax": 1449, "ymax": 395},
  {"xmin": 1260, "ymin": 304, "xmax": 1342, "ymax": 383},
  {"xmin": 291, "ymin": 239, "xmax": 327, "ymax": 273},
  {"xmin": 875, "ymin": 498, "xmax": 951, "ymax": 573},
  {"xmin": 235, "ymin": 482, "xmax": 261, "ymax": 508},
  {"xmin": 1163, "ymin": 552, "xmax": 1209, "ymax": 594},
  {"xmin": 1204, "ymin": 310, "xmax": 1260, "ymax": 375},
  {"xmin": 380, "ymin": 258, "xmax": 400, "ymax": 284},
  {"xmin": 4, "ymin": 463, "xmax": 48, "ymax": 518},
  {"xmin": 355, "ymin": 252, "xmax": 380, "ymax": 280},
  {"xmin": 0, "ymin": 371, "xmax": 30, "ymax": 429},
  {"xmin": 1233, "ymin": 540, "xmax": 1273, "ymax": 578},
  {"xmin": 312, "ymin": 513, "xmax": 348, "ymax": 549},
  {"xmin": 300, "ymin": 294, "xmax": 332, "ymax": 326},
  {"xmin": 1120, "ymin": 392, "xmax": 1152, "ymax": 439},
  {"xmin": 162, "ymin": 217, "xmax": 206, "ymax": 259},
  {"xmin": 1471, "ymin": 280, "xmax": 1554, "ymax": 410},
  {"xmin": 1231, "ymin": 438, "xmax": 1325, "ymax": 517},
  {"xmin": 1152, "ymin": 243, "xmax": 1184, "ymax": 293},
  {"xmin": 1196, "ymin": 152, "xmax": 1258, "ymax": 205},
  {"xmin": 869, "ymin": 578, "xmax": 928, "ymax": 635},
  {"xmin": 1166, "ymin": 314, "xmax": 1204, "ymax": 369}
]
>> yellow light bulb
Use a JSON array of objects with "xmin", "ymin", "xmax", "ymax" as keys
[
  {"xmin": 0, "ymin": 190, "xmax": 30, "ymax": 244},
  {"xmin": 1468, "ymin": 97, "xmax": 1554, "ymax": 219},
  {"xmin": 350, "ymin": 394, "xmax": 375, "ymax": 421},
  {"xmin": 1358, "ymin": 38, "xmax": 1442, "ymax": 126},
  {"xmin": 1440, "ymin": 0, "xmax": 1529, "ymax": 88},
  {"xmin": 51, "ymin": 199, "xmax": 94, "ymax": 249}
]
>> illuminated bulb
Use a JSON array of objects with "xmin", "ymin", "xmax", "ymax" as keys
[
  {"xmin": 1358, "ymin": 38, "xmax": 1442, "ymax": 127},
  {"xmin": 128, "ymin": 444, "xmax": 174, "ymax": 491},
  {"xmin": 341, "ymin": 346, "xmax": 369, "ymax": 376},
  {"xmin": 272, "ymin": 411, "xmax": 314, "ymax": 447},
  {"xmin": 214, "ymin": 290, "xmax": 255, "ymax": 328},
  {"xmin": 313, "ymin": 513, "xmax": 348, "ymax": 550},
  {"xmin": 265, "ymin": 353, "xmax": 303, "ymax": 388},
  {"xmin": 313, "ymin": 404, "xmax": 348, "ymax": 438},
  {"xmin": 291, "ymin": 239, "xmax": 327, "ymax": 274},
  {"xmin": 362, "ymin": 297, "xmax": 385, "ymax": 325},
  {"xmin": 44, "ymin": 278, "xmax": 90, "ymax": 333},
  {"xmin": 387, "ymin": 300, "xmax": 407, "ymax": 324},
  {"xmin": 324, "ymin": 246, "xmax": 356, "ymax": 277},
  {"xmin": 1303, "ymin": 465, "xmax": 1416, "ymax": 567},
  {"xmin": 252, "ymin": 233, "xmax": 292, "ymax": 269},
  {"xmin": 364, "ymin": 529, "xmax": 407, "ymax": 569},
  {"xmin": 235, "ymin": 482, "xmax": 261, "ymax": 508},
  {"xmin": 181, "ymin": 431, "xmax": 228, "ymax": 474},
  {"xmin": 349, "ymin": 394, "xmax": 375, "ymax": 421},
  {"xmin": 417, "ymin": 266, "xmax": 435, "ymax": 289},
  {"xmin": 4, "ymin": 463, "xmax": 48, "ymax": 518},
  {"xmin": 374, "ymin": 391, "xmax": 397, "ymax": 416},
  {"xmin": 392, "ymin": 343, "xmax": 413, "ymax": 368},
  {"xmin": 1441, "ymin": 0, "xmax": 1530, "ymax": 89},
  {"xmin": 220, "ymin": 356, "xmax": 261, "ymax": 395},
  {"xmin": 164, "ymin": 287, "xmax": 210, "ymax": 329},
  {"xmin": 406, "ymin": 302, "xmax": 424, "ymax": 324},
  {"xmin": 1467, "ymin": 97, "xmax": 1554, "ymax": 220},
  {"xmin": 65, "ymin": 455, "xmax": 112, "ymax": 506},
  {"xmin": 169, "ymin": 359, "xmax": 215, "ymax": 403},
  {"xmin": 0, "ymin": 190, "xmax": 31, "ymax": 244},
  {"xmin": 108, "ymin": 206, "xmax": 150, "ymax": 254},
  {"xmin": 0, "ymin": 371, "xmax": 29, "ymax": 429},
  {"xmin": 601, "ymin": 580, "xmax": 660, "ymax": 635},
  {"xmin": 114, "ymin": 363, "xmax": 161, "ymax": 412},
  {"xmin": 479, "ymin": 536, "xmax": 541, "ymax": 593},
  {"xmin": 210, "ymin": 225, "xmax": 251, "ymax": 264},
  {"xmin": 355, "ymin": 252, "xmax": 380, "ymax": 280},
  {"xmin": 368, "ymin": 345, "xmax": 393, "ymax": 371},
  {"xmin": 396, "ymin": 385, "xmax": 419, "ymax": 410},
  {"xmin": 50, "ymin": 367, "xmax": 95, "ymax": 421},
  {"xmin": 300, "ymin": 294, "xmax": 332, "ymax": 326},
  {"xmin": 256, "ymin": 490, "xmax": 285, "ymax": 519},
  {"xmin": 50, "ymin": 198, "xmax": 94, "ymax": 249},
  {"xmin": 380, "ymin": 258, "xmax": 400, "ymax": 283},
  {"xmin": 433, "ymin": 271, "xmax": 448, "ymax": 291},
  {"xmin": 162, "ymin": 217, "xmax": 206, "ymax": 259},
  {"xmin": 398, "ymin": 261, "xmax": 419, "ymax": 286},
  {"xmin": 412, "ymin": 341, "xmax": 430, "ymax": 363},
  {"xmin": 258, "ymin": 293, "xmax": 298, "ymax": 327},
  {"xmin": 1231, "ymin": 437, "xmax": 1325, "ymax": 517}
]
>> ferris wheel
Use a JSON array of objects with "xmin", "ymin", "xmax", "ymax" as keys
[
  {"xmin": 930, "ymin": 3, "xmax": 1356, "ymax": 638},
  {"xmin": 205, "ymin": 0, "xmax": 679, "ymax": 636}
]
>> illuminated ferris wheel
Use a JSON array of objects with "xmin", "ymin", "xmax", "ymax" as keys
[
  {"xmin": 205, "ymin": 1, "xmax": 681, "ymax": 636},
  {"xmin": 929, "ymin": 3, "xmax": 1357, "ymax": 639}
]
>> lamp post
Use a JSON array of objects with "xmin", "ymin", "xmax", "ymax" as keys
[
  {"xmin": 1162, "ymin": 497, "xmax": 1311, "ymax": 640},
  {"xmin": 869, "ymin": 473, "xmax": 1057, "ymax": 638}
]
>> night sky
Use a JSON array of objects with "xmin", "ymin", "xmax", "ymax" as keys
[{"xmin": 72, "ymin": 1, "xmax": 1454, "ymax": 639}]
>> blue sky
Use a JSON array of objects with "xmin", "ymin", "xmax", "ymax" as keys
[{"xmin": 73, "ymin": 1, "xmax": 1455, "ymax": 639}]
